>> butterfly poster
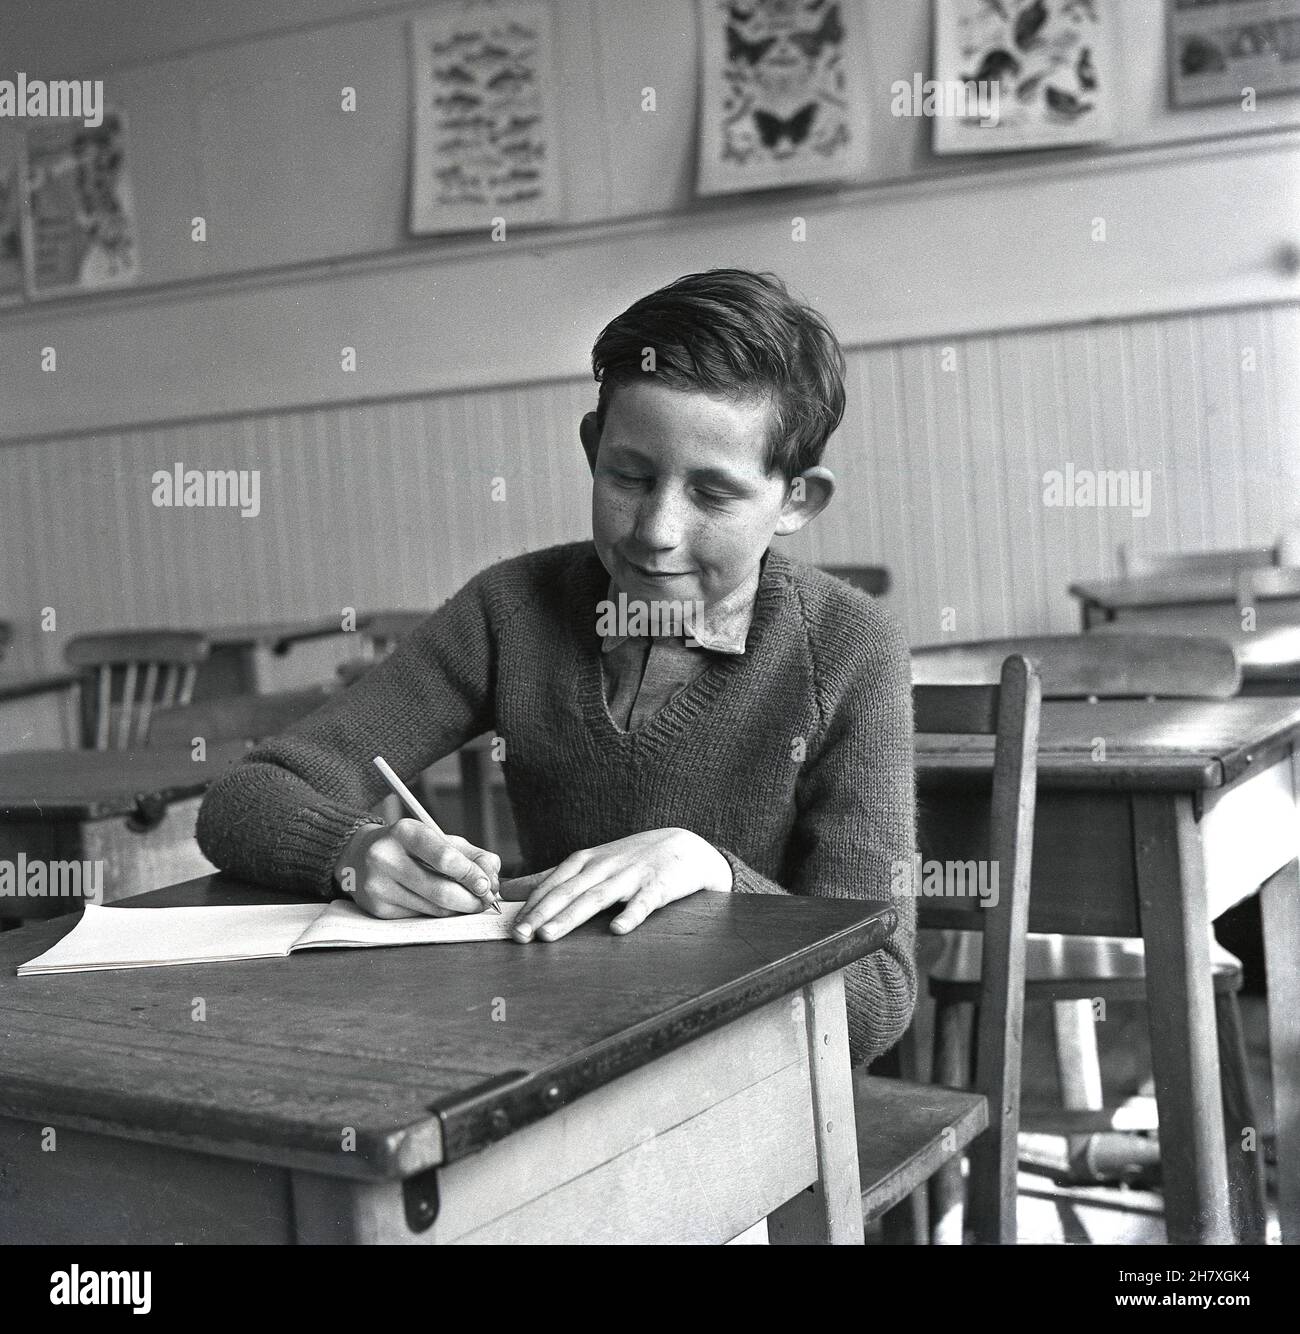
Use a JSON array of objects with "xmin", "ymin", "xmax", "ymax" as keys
[
  {"xmin": 933, "ymin": 0, "xmax": 1118, "ymax": 154},
  {"xmin": 409, "ymin": 0, "xmax": 563, "ymax": 235},
  {"xmin": 696, "ymin": 0, "xmax": 871, "ymax": 196}
]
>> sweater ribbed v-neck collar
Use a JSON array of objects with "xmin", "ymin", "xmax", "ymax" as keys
[{"xmin": 565, "ymin": 546, "xmax": 794, "ymax": 753}]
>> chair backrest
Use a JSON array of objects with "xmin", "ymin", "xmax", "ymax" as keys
[
  {"xmin": 1117, "ymin": 543, "xmax": 1275, "ymax": 580},
  {"xmin": 1235, "ymin": 565, "xmax": 1300, "ymax": 613},
  {"xmin": 148, "ymin": 683, "xmax": 337, "ymax": 748},
  {"xmin": 0, "ymin": 620, "xmax": 12, "ymax": 664},
  {"xmin": 64, "ymin": 631, "xmax": 210, "ymax": 750},
  {"xmin": 912, "ymin": 632, "xmax": 1241, "ymax": 699},
  {"xmin": 819, "ymin": 565, "xmax": 891, "ymax": 597},
  {"xmin": 913, "ymin": 654, "xmax": 1041, "ymax": 1245}
]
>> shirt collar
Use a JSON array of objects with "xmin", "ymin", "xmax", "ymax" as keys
[{"xmin": 600, "ymin": 564, "xmax": 760, "ymax": 656}]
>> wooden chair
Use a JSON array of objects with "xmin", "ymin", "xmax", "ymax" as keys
[
  {"xmin": 1235, "ymin": 565, "xmax": 1300, "ymax": 614},
  {"xmin": 912, "ymin": 633, "xmax": 1241, "ymax": 699},
  {"xmin": 147, "ymin": 684, "xmax": 338, "ymax": 748},
  {"xmin": 64, "ymin": 631, "xmax": 210, "ymax": 750},
  {"xmin": 819, "ymin": 565, "xmax": 891, "ymax": 597},
  {"xmin": 912, "ymin": 634, "xmax": 1265, "ymax": 1242},
  {"xmin": 855, "ymin": 654, "xmax": 1040, "ymax": 1245},
  {"xmin": 1117, "ymin": 544, "xmax": 1275, "ymax": 580}
]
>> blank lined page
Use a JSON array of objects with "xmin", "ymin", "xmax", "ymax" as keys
[{"xmin": 17, "ymin": 902, "xmax": 323, "ymax": 975}]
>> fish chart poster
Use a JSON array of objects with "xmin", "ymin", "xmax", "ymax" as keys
[
  {"xmin": 696, "ymin": 0, "xmax": 871, "ymax": 196},
  {"xmin": 933, "ymin": 0, "xmax": 1119, "ymax": 154},
  {"xmin": 409, "ymin": 0, "xmax": 563, "ymax": 235},
  {"xmin": 20, "ymin": 109, "xmax": 141, "ymax": 296}
]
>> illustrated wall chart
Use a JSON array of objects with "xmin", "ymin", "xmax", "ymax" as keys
[
  {"xmin": 409, "ymin": 0, "xmax": 563, "ymax": 234},
  {"xmin": 696, "ymin": 0, "xmax": 872, "ymax": 195},
  {"xmin": 932, "ymin": 0, "xmax": 1119, "ymax": 153},
  {"xmin": 1168, "ymin": 0, "xmax": 1300, "ymax": 107},
  {"xmin": 20, "ymin": 110, "xmax": 141, "ymax": 295}
]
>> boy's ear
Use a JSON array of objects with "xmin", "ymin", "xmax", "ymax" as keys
[
  {"xmin": 773, "ymin": 466, "xmax": 835, "ymax": 536},
  {"xmin": 580, "ymin": 412, "xmax": 600, "ymax": 474}
]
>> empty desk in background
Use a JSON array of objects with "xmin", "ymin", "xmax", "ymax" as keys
[
  {"xmin": 0, "ymin": 742, "xmax": 250, "ymax": 918},
  {"xmin": 0, "ymin": 672, "xmax": 77, "ymax": 751},
  {"xmin": 916, "ymin": 697, "xmax": 1300, "ymax": 1246},
  {"xmin": 0, "ymin": 877, "xmax": 895, "ymax": 1245},
  {"xmin": 192, "ymin": 619, "xmax": 370, "ymax": 699},
  {"xmin": 1071, "ymin": 573, "xmax": 1300, "ymax": 630},
  {"xmin": 1094, "ymin": 617, "xmax": 1300, "ymax": 695}
]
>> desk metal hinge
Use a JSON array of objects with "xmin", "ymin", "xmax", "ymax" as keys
[{"xmin": 402, "ymin": 1164, "xmax": 441, "ymax": 1234}]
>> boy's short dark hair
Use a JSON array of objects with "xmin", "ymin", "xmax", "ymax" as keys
[{"xmin": 590, "ymin": 268, "xmax": 847, "ymax": 480}]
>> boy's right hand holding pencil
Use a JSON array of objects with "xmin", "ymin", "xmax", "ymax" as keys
[
  {"xmin": 332, "ymin": 756, "xmax": 502, "ymax": 918},
  {"xmin": 333, "ymin": 818, "xmax": 502, "ymax": 919}
]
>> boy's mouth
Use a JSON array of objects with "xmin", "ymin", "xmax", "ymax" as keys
[{"xmin": 625, "ymin": 560, "xmax": 693, "ymax": 581}]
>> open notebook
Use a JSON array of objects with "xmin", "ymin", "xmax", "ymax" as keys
[{"xmin": 17, "ymin": 899, "xmax": 525, "ymax": 976}]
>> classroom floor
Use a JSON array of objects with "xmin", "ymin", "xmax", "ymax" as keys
[{"xmin": 992, "ymin": 994, "xmax": 1273, "ymax": 1245}]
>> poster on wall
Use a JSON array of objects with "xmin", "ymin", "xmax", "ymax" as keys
[
  {"xmin": 409, "ymin": 0, "xmax": 563, "ymax": 235},
  {"xmin": 932, "ymin": 0, "xmax": 1119, "ymax": 154},
  {"xmin": 695, "ymin": 0, "xmax": 871, "ymax": 196},
  {"xmin": 0, "ymin": 129, "xmax": 23, "ymax": 304},
  {"xmin": 20, "ymin": 109, "xmax": 140, "ymax": 297},
  {"xmin": 1168, "ymin": 0, "xmax": 1300, "ymax": 107}
]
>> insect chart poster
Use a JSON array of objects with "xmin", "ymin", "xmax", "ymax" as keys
[
  {"xmin": 696, "ymin": 0, "xmax": 871, "ymax": 196},
  {"xmin": 409, "ymin": 0, "xmax": 563, "ymax": 235},
  {"xmin": 933, "ymin": 0, "xmax": 1118, "ymax": 153}
]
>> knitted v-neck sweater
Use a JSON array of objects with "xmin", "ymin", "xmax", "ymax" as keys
[{"xmin": 196, "ymin": 541, "xmax": 917, "ymax": 1065}]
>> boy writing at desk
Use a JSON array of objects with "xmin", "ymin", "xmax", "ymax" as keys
[{"xmin": 198, "ymin": 269, "xmax": 916, "ymax": 1066}]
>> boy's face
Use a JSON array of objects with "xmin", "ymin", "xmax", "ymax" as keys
[{"xmin": 581, "ymin": 380, "xmax": 831, "ymax": 609}]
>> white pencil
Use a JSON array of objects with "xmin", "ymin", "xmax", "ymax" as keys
[{"xmin": 372, "ymin": 755, "xmax": 502, "ymax": 914}]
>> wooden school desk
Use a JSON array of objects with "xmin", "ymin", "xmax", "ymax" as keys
[
  {"xmin": 1071, "ymin": 572, "xmax": 1300, "ymax": 630},
  {"xmin": 191, "ymin": 619, "xmax": 371, "ymax": 699},
  {"xmin": 1094, "ymin": 616, "xmax": 1300, "ymax": 695},
  {"xmin": 0, "ymin": 877, "xmax": 895, "ymax": 1245},
  {"xmin": 917, "ymin": 697, "xmax": 1300, "ymax": 1246},
  {"xmin": 0, "ymin": 671, "xmax": 77, "ymax": 751},
  {"xmin": 0, "ymin": 743, "xmax": 250, "ymax": 919}
]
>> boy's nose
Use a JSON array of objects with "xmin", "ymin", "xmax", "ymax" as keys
[{"xmin": 633, "ymin": 491, "xmax": 687, "ymax": 549}]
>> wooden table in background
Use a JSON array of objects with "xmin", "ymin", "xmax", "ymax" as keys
[
  {"xmin": 1094, "ymin": 615, "xmax": 1300, "ymax": 695},
  {"xmin": 0, "ymin": 742, "xmax": 250, "ymax": 919},
  {"xmin": 1071, "ymin": 573, "xmax": 1300, "ymax": 630},
  {"xmin": 0, "ymin": 879, "xmax": 895, "ymax": 1245},
  {"xmin": 917, "ymin": 697, "xmax": 1300, "ymax": 1246},
  {"xmin": 192, "ymin": 619, "xmax": 369, "ymax": 698}
]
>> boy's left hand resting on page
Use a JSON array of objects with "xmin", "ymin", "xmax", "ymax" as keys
[{"xmin": 501, "ymin": 828, "xmax": 733, "ymax": 942}]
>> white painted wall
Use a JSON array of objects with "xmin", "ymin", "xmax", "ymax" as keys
[{"xmin": 0, "ymin": 1, "xmax": 1297, "ymax": 671}]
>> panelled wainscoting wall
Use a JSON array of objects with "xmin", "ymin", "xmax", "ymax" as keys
[{"xmin": 2, "ymin": 301, "xmax": 1296, "ymax": 674}]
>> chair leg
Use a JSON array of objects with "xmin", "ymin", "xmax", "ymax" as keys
[
  {"xmin": 1216, "ymin": 990, "xmax": 1267, "ymax": 1244},
  {"xmin": 876, "ymin": 1019, "xmax": 930, "ymax": 1242},
  {"xmin": 929, "ymin": 998, "xmax": 974, "ymax": 1244},
  {"xmin": 1054, "ymin": 998, "xmax": 1105, "ymax": 1181}
]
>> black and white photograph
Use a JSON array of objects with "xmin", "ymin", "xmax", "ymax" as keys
[{"xmin": 0, "ymin": 0, "xmax": 1298, "ymax": 1290}]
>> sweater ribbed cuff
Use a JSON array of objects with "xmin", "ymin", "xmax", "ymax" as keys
[
  {"xmin": 718, "ymin": 848, "xmax": 787, "ymax": 896},
  {"xmin": 276, "ymin": 803, "xmax": 385, "ymax": 899}
]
